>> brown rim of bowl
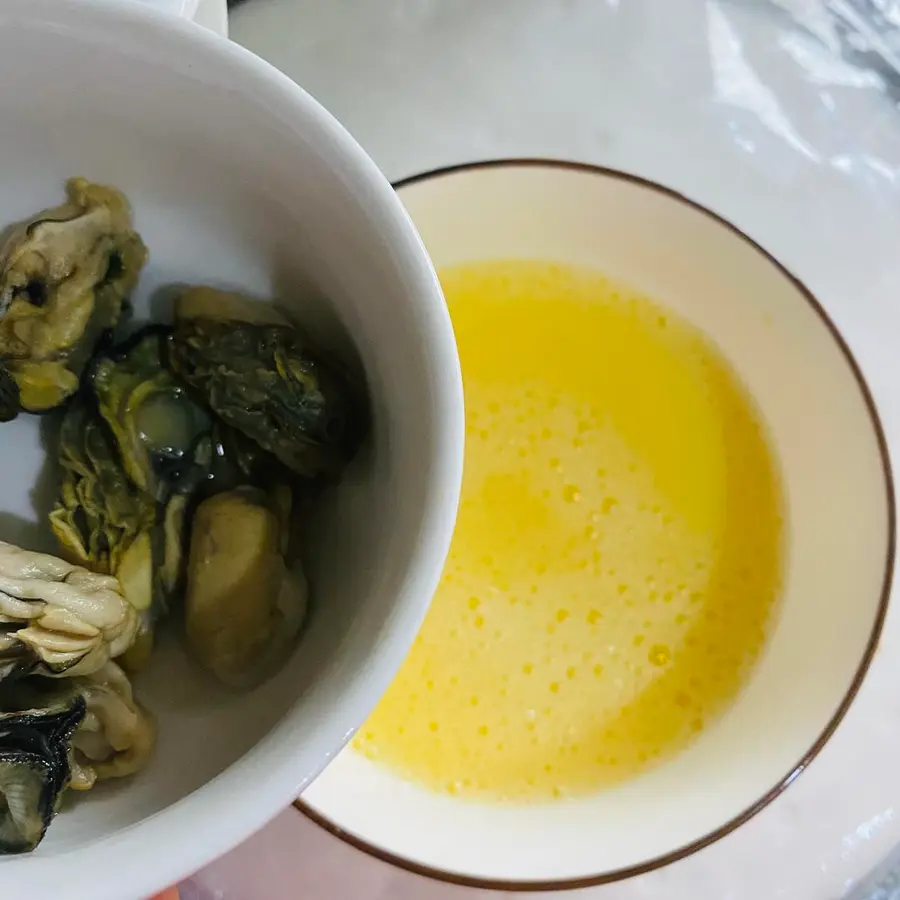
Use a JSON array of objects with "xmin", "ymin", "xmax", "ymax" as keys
[{"xmin": 294, "ymin": 158, "xmax": 896, "ymax": 892}]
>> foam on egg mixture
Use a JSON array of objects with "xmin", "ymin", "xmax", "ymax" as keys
[{"xmin": 354, "ymin": 260, "xmax": 783, "ymax": 803}]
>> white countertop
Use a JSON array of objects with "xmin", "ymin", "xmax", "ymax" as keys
[{"xmin": 194, "ymin": 0, "xmax": 226, "ymax": 37}]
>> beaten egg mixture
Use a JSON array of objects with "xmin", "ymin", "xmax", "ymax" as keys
[{"xmin": 354, "ymin": 260, "xmax": 783, "ymax": 802}]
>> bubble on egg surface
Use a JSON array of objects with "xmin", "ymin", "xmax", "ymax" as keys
[{"xmin": 352, "ymin": 260, "xmax": 783, "ymax": 803}]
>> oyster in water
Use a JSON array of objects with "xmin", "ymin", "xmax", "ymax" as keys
[
  {"xmin": 49, "ymin": 397, "xmax": 160, "ymax": 670},
  {"xmin": 90, "ymin": 326, "xmax": 213, "ymax": 503},
  {"xmin": 184, "ymin": 486, "xmax": 308, "ymax": 689},
  {"xmin": 68, "ymin": 661, "xmax": 154, "ymax": 786},
  {"xmin": 0, "ymin": 541, "xmax": 139, "ymax": 681},
  {"xmin": 7, "ymin": 661, "xmax": 155, "ymax": 792},
  {"xmin": 49, "ymin": 326, "xmax": 212, "ymax": 665},
  {"xmin": 0, "ymin": 696, "xmax": 85, "ymax": 854},
  {"xmin": 168, "ymin": 287, "xmax": 366, "ymax": 480},
  {"xmin": 86, "ymin": 327, "xmax": 214, "ymax": 656},
  {"xmin": 0, "ymin": 178, "xmax": 147, "ymax": 415},
  {"xmin": 49, "ymin": 397, "xmax": 157, "ymax": 586}
]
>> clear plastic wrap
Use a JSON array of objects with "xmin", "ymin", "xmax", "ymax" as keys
[{"xmin": 189, "ymin": 2, "xmax": 900, "ymax": 898}]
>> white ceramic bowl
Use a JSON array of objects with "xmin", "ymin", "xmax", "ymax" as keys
[
  {"xmin": 301, "ymin": 161, "xmax": 895, "ymax": 889},
  {"xmin": 0, "ymin": 3, "xmax": 464, "ymax": 899}
]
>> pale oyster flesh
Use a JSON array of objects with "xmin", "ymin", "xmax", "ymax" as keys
[
  {"xmin": 184, "ymin": 486, "xmax": 308, "ymax": 689},
  {"xmin": 7, "ymin": 662, "xmax": 155, "ymax": 792},
  {"xmin": 0, "ymin": 541, "xmax": 139, "ymax": 680},
  {"xmin": 0, "ymin": 178, "xmax": 147, "ymax": 414}
]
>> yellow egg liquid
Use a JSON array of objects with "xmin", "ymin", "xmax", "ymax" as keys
[{"xmin": 354, "ymin": 260, "xmax": 783, "ymax": 803}]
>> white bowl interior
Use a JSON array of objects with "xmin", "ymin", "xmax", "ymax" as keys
[
  {"xmin": 0, "ymin": 3, "xmax": 463, "ymax": 898},
  {"xmin": 303, "ymin": 164, "xmax": 893, "ymax": 884}
]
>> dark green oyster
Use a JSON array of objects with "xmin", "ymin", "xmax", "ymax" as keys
[{"xmin": 168, "ymin": 287, "xmax": 367, "ymax": 480}]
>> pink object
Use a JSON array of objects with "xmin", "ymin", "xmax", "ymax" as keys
[{"xmin": 189, "ymin": 810, "xmax": 502, "ymax": 900}]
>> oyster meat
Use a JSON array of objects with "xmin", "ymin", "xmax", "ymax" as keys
[
  {"xmin": 90, "ymin": 326, "xmax": 213, "ymax": 503},
  {"xmin": 168, "ymin": 287, "xmax": 366, "ymax": 480},
  {"xmin": 49, "ymin": 397, "xmax": 161, "ymax": 670},
  {"xmin": 68, "ymin": 660, "xmax": 155, "ymax": 786},
  {"xmin": 86, "ymin": 327, "xmax": 215, "ymax": 658},
  {"xmin": 49, "ymin": 397, "xmax": 157, "ymax": 584},
  {"xmin": 0, "ymin": 541, "xmax": 139, "ymax": 681},
  {"xmin": 0, "ymin": 178, "xmax": 147, "ymax": 414},
  {"xmin": 51, "ymin": 327, "xmax": 285, "ymax": 670},
  {"xmin": 184, "ymin": 486, "xmax": 308, "ymax": 689},
  {"xmin": 0, "ymin": 696, "xmax": 85, "ymax": 854},
  {"xmin": 8, "ymin": 661, "xmax": 155, "ymax": 792}
]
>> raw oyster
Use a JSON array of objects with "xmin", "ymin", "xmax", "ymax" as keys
[
  {"xmin": 68, "ymin": 660, "xmax": 155, "ymax": 786},
  {"xmin": 0, "ymin": 541, "xmax": 139, "ymax": 680},
  {"xmin": 184, "ymin": 486, "xmax": 308, "ymax": 689},
  {"xmin": 90, "ymin": 326, "xmax": 213, "ymax": 503},
  {"xmin": 49, "ymin": 389, "xmax": 193, "ymax": 670},
  {"xmin": 49, "ymin": 397, "xmax": 156, "ymax": 584},
  {"xmin": 9, "ymin": 662, "xmax": 155, "ymax": 791},
  {"xmin": 49, "ymin": 397, "xmax": 160, "ymax": 670},
  {"xmin": 0, "ymin": 178, "xmax": 147, "ymax": 415},
  {"xmin": 168, "ymin": 287, "xmax": 366, "ymax": 480}
]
